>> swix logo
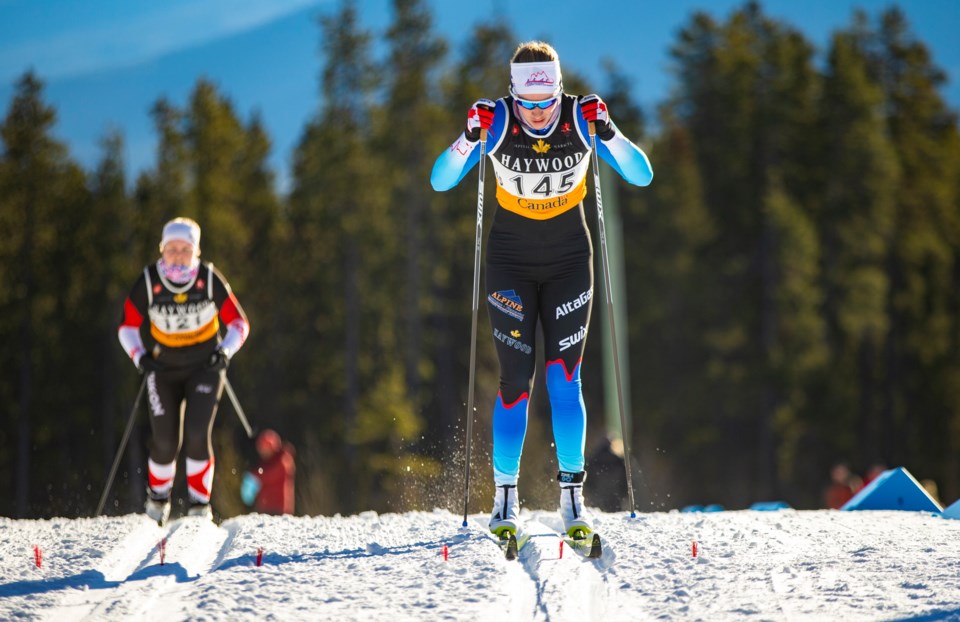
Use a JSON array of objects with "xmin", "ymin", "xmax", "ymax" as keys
[
  {"xmin": 559, "ymin": 325, "xmax": 587, "ymax": 352},
  {"xmin": 556, "ymin": 289, "xmax": 592, "ymax": 319},
  {"xmin": 195, "ymin": 383, "xmax": 213, "ymax": 394},
  {"xmin": 524, "ymin": 71, "xmax": 554, "ymax": 88}
]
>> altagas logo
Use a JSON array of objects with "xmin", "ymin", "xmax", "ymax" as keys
[{"xmin": 555, "ymin": 289, "xmax": 592, "ymax": 319}]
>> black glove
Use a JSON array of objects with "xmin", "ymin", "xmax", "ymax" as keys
[
  {"xmin": 207, "ymin": 349, "xmax": 230, "ymax": 372},
  {"xmin": 138, "ymin": 355, "xmax": 164, "ymax": 374},
  {"xmin": 579, "ymin": 94, "xmax": 615, "ymax": 141},
  {"xmin": 464, "ymin": 99, "xmax": 496, "ymax": 142}
]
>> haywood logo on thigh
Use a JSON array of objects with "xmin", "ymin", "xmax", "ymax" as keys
[
  {"xmin": 555, "ymin": 289, "xmax": 592, "ymax": 319},
  {"xmin": 488, "ymin": 290, "xmax": 525, "ymax": 320},
  {"xmin": 494, "ymin": 328, "xmax": 532, "ymax": 354},
  {"xmin": 559, "ymin": 325, "xmax": 587, "ymax": 352}
]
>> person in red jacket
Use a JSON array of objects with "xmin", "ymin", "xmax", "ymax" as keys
[
  {"xmin": 241, "ymin": 429, "xmax": 295, "ymax": 515},
  {"xmin": 824, "ymin": 462, "xmax": 863, "ymax": 509}
]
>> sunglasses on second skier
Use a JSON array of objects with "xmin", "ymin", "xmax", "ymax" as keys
[{"xmin": 515, "ymin": 96, "xmax": 558, "ymax": 110}]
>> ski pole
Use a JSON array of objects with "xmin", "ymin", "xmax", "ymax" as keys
[
  {"xmin": 588, "ymin": 121, "xmax": 638, "ymax": 518},
  {"xmin": 223, "ymin": 374, "xmax": 254, "ymax": 439},
  {"xmin": 95, "ymin": 374, "xmax": 148, "ymax": 517},
  {"xmin": 462, "ymin": 128, "xmax": 488, "ymax": 528}
]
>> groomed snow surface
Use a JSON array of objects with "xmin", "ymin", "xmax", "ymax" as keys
[{"xmin": 2, "ymin": 508, "xmax": 959, "ymax": 621}]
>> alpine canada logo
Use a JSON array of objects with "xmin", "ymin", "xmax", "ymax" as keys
[
  {"xmin": 174, "ymin": 293, "xmax": 188, "ymax": 304},
  {"xmin": 559, "ymin": 325, "xmax": 587, "ymax": 352},
  {"xmin": 488, "ymin": 289, "xmax": 524, "ymax": 320},
  {"xmin": 555, "ymin": 289, "xmax": 592, "ymax": 319},
  {"xmin": 511, "ymin": 329, "xmax": 521, "ymax": 338},
  {"xmin": 560, "ymin": 122, "xmax": 572, "ymax": 135},
  {"xmin": 524, "ymin": 71, "xmax": 554, "ymax": 88}
]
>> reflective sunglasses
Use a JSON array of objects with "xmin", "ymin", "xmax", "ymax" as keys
[{"xmin": 515, "ymin": 97, "xmax": 558, "ymax": 110}]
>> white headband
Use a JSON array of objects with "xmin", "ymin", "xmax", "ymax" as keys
[
  {"xmin": 510, "ymin": 60, "xmax": 562, "ymax": 98},
  {"xmin": 160, "ymin": 219, "xmax": 201, "ymax": 251}
]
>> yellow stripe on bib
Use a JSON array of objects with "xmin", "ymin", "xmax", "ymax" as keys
[{"xmin": 151, "ymin": 316, "xmax": 220, "ymax": 348}]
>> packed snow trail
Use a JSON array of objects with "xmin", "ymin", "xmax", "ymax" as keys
[
  {"xmin": 52, "ymin": 516, "xmax": 229, "ymax": 621},
  {"xmin": 2, "ymin": 509, "xmax": 960, "ymax": 621}
]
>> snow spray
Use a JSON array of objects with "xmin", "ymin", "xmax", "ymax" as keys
[
  {"xmin": 33, "ymin": 545, "xmax": 42, "ymax": 569},
  {"xmin": 256, "ymin": 547, "xmax": 264, "ymax": 567}
]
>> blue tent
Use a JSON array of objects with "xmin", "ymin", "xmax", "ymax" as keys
[{"xmin": 841, "ymin": 467, "xmax": 942, "ymax": 513}]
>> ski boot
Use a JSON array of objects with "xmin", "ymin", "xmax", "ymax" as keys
[
  {"xmin": 187, "ymin": 501, "xmax": 213, "ymax": 521},
  {"xmin": 145, "ymin": 491, "xmax": 171, "ymax": 526},
  {"xmin": 488, "ymin": 484, "xmax": 520, "ymax": 538},
  {"xmin": 558, "ymin": 471, "xmax": 593, "ymax": 537}
]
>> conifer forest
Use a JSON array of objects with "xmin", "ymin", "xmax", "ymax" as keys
[{"xmin": 2, "ymin": 1, "xmax": 959, "ymax": 519}]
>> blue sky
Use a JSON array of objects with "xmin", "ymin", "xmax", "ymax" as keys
[{"xmin": 1, "ymin": 0, "xmax": 958, "ymax": 192}]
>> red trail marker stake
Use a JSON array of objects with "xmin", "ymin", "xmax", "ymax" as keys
[
  {"xmin": 34, "ymin": 545, "xmax": 42, "ymax": 569},
  {"xmin": 559, "ymin": 539, "xmax": 564, "ymax": 559},
  {"xmin": 256, "ymin": 547, "xmax": 264, "ymax": 567},
  {"xmin": 442, "ymin": 545, "xmax": 448, "ymax": 561},
  {"xmin": 692, "ymin": 540, "xmax": 698, "ymax": 558}
]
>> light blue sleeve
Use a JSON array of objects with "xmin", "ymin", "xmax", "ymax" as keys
[
  {"xmin": 575, "ymin": 105, "xmax": 653, "ymax": 187},
  {"xmin": 430, "ymin": 134, "xmax": 481, "ymax": 191},
  {"xmin": 430, "ymin": 99, "xmax": 507, "ymax": 191}
]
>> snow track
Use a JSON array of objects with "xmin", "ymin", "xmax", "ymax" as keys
[
  {"xmin": 3, "ymin": 509, "xmax": 960, "ymax": 621},
  {"xmin": 50, "ymin": 516, "xmax": 228, "ymax": 621},
  {"xmin": 517, "ymin": 515, "xmax": 606, "ymax": 621}
]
